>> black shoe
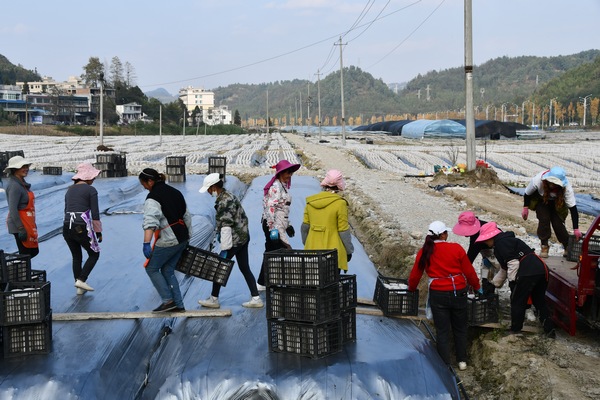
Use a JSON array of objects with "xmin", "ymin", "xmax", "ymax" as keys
[
  {"xmin": 153, "ymin": 301, "xmax": 177, "ymax": 313},
  {"xmin": 173, "ymin": 307, "xmax": 186, "ymax": 313}
]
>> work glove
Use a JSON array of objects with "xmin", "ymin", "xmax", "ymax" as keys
[
  {"xmin": 269, "ymin": 229, "xmax": 279, "ymax": 241},
  {"xmin": 521, "ymin": 207, "xmax": 529, "ymax": 220},
  {"xmin": 573, "ymin": 229, "xmax": 582, "ymax": 241},
  {"xmin": 476, "ymin": 288, "xmax": 484, "ymax": 297},
  {"xmin": 143, "ymin": 242, "xmax": 152, "ymax": 259},
  {"xmin": 96, "ymin": 232, "xmax": 103, "ymax": 243},
  {"xmin": 219, "ymin": 250, "xmax": 228, "ymax": 259},
  {"xmin": 347, "ymin": 253, "xmax": 352, "ymax": 262},
  {"xmin": 17, "ymin": 230, "xmax": 27, "ymax": 242},
  {"xmin": 286, "ymin": 225, "xmax": 295, "ymax": 238}
]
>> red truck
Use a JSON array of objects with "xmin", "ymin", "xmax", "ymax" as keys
[{"xmin": 545, "ymin": 214, "xmax": 600, "ymax": 335}]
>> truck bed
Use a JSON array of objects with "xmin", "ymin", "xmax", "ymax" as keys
[{"xmin": 545, "ymin": 256, "xmax": 579, "ymax": 287}]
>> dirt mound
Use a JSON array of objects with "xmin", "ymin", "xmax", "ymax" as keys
[{"xmin": 429, "ymin": 167, "xmax": 506, "ymax": 189}]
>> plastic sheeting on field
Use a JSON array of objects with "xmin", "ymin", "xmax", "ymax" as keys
[
  {"xmin": 401, "ymin": 119, "xmax": 466, "ymax": 139},
  {"xmin": 0, "ymin": 173, "xmax": 460, "ymax": 399}
]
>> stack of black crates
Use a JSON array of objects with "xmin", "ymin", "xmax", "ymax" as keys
[
  {"xmin": 373, "ymin": 275, "xmax": 419, "ymax": 317},
  {"xmin": 208, "ymin": 156, "xmax": 227, "ymax": 181},
  {"xmin": 42, "ymin": 166, "xmax": 62, "ymax": 175},
  {"xmin": 0, "ymin": 250, "xmax": 51, "ymax": 358},
  {"xmin": 166, "ymin": 156, "xmax": 186, "ymax": 183},
  {"xmin": 264, "ymin": 249, "xmax": 357, "ymax": 359},
  {"xmin": 95, "ymin": 153, "xmax": 127, "ymax": 178}
]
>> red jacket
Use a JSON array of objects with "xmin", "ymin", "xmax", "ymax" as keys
[{"xmin": 408, "ymin": 241, "xmax": 481, "ymax": 292}]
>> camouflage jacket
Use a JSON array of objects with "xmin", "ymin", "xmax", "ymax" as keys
[{"xmin": 215, "ymin": 189, "xmax": 249, "ymax": 246}]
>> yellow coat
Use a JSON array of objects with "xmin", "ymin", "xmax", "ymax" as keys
[{"xmin": 302, "ymin": 191, "xmax": 352, "ymax": 271}]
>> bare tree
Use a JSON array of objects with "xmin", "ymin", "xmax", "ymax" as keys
[
  {"xmin": 124, "ymin": 61, "xmax": 137, "ymax": 88},
  {"xmin": 109, "ymin": 56, "xmax": 124, "ymax": 88},
  {"xmin": 446, "ymin": 141, "xmax": 460, "ymax": 166}
]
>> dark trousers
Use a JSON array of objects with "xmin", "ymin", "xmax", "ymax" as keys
[
  {"xmin": 63, "ymin": 225, "xmax": 100, "ymax": 282},
  {"xmin": 429, "ymin": 288, "xmax": 468, "ymax": 365},
  {"xmin": 258, "ymin": 219, "xmax": 287, "ymax": 286},
  {"xmin": 13, "ymin": 233, "xmax": 39, "ymax": 259},
  {"xmin": 536, "ymin": 201, "xmax": 569, "ymax": 247},
  {"xmin": 510, "ymin": 274, "xmax": 553, "ymax": 333},
  {"xmin": 211, "ymin": 240, "xmax": 258, "ymax": 298}
]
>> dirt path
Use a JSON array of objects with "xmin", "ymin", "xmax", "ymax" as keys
[{"xmin": 284, "ymin": 132, "xmax": 600, "ymax": 399}]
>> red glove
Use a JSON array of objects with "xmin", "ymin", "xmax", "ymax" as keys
[
  {"xmin": 521, "ymin": 207, "xmax": 529, "ymax": 220},
  {"xmin": 574, "ymin": 229, "xmax": 582, "ymax": 241}
]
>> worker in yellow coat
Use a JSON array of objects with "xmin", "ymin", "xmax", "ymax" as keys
[{"xmin": 301, "ymin": 170, "xmax": 354, "ymax": 271}]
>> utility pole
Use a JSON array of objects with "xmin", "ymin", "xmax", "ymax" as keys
[
  {"xmin": 336, "ymin": 37, "xmax": 347, "ymax": 145},
  {"xmin": 316, "ymin": 69, "xmax": 322, "ymax": 140},
  {"xmin": 266, "ymin": 89, "xmax": 270, "ymax": 138},
  {"xmin": 182, "ymin": 107, "xmax": 186, "ymax": 136},
  {"xmin": 464, "ymin": 0, "xmax": 475, "ymax": 170},
  {"xmin": 299, "ymin": 91, "xmax": 303, "ymax": 133},
  {"xmin": 99, "ymin": 73, "xmax": 104, "ymax": 146},
  {"xmin": 580, "ymin": 94, "xmax": 592, "ymax": 126},
  {"xmin": 307, "ymin": 82, "xmax": 311, "ymax": 133},
  {"xmin": 159, "ymin": 105, "xmax": 163, "ymax": 146},
  {"xmin": 294, "ymin": 98, "xmax": 298, "ymax": 133}
]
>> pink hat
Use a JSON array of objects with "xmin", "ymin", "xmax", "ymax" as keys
[
  {"xmin": 321, "ymin": 169, "xmax": 346, "ymax": 191},
  {"xmin": 475, "ymin": 222, "xmax": 502, "ymax": 242},
  {"xmin": 452, "ymin": 211, "xmax": 481, "ymax": 236},
  {"xmin": 72, "ymin": 163, "xmax": 101, "ymax": 181},
  {"xmin": 263, "ymin": 159, "xmax": 301, "ymax": 196}
]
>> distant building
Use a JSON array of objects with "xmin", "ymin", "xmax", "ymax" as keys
[
  {"xmin": 179, "ymin": 86, "xmax": 232, "ymax": 125},
  {"xmin": 116, "ymin": 102, "xmax": 143, "ymax": 124}
]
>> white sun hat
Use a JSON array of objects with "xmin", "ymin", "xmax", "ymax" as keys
[
  {"xmin": 199, "ymin": 173, "xmax": 222, "ymax": 193},
  {"xmin": 4, "ymin": 156, "xmax": 32, "ymax": 173}
]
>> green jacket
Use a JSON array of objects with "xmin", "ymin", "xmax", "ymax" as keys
[{"xmin": 302, "ymin": 191, "xmax": 353, "ymax": 271}]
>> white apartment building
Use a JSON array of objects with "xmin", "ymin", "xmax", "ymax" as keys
[
  {"xmin": 178, "ymin": 86, "xmax": 232, "ymax": 125},
  {"xmin": 116, "ymin": 103, "xmax": 143, "ymax": 124}
]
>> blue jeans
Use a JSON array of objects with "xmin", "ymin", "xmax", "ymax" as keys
[
  {"xmin": 145, "ymin": 241, "xmax": 187, "ymax": 308},
  {"xmin": 429, "ymin": 288, "xmax": 468, "ymax": 365}
]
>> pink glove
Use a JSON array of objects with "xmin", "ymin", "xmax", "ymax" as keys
[
  {"xmin": 521, "ymin": 207, "xmax": 529, "ymax": 220},
  {"xmin": 574, "ymin": 229, "xmax": 582, "ymax": 241}
]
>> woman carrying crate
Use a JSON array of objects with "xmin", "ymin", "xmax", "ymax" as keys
[
  {"xmin": 408, "ymin": 221, "xmax": 481, "ymax": 371},
  {"xmin": 63, "ymin": 163, "xmax": 102, "ymax": 295},
  {"xmin": 4, "ymin": 156, "xmax": 39, "ymax": 260},
  {"xmin": 521, "ymin": 166, "xmax": 581, "ymax": 258},
  {"xmin": 197, "ymin": 173, "xmax": 263, "ymax": 309},
  {"xmin": 139, "ymin": 168, "xmax": 192, "ymax": 313},
  {"xmin": 257, "ymin": 159, "xmax": 300, "ymax": 290},
  {"xmin": 475, "ymin": 222, "xmax": 555, "ymax": 337}
]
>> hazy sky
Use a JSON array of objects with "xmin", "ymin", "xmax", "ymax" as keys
[{"xmin": 2, "ymin": 0, "xmax": 599, "ymax": 95}]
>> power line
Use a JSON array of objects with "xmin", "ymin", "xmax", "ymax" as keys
[
  {"xmin": 368, "ymin": 0, "xmax": 446, "ymax": 68},
  {"xmin": 143, "ymin": 1, "xmax": 421, "ymax": 89},
  {"xmin": 346, "ymin": 0, "xmax": 391, "ymax": 43}
]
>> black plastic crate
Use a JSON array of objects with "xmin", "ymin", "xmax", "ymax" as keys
[
  {"xmin": 341, "ymin": 309, "xmax": 357, "ymax": 344},
  {"xmin": 30, "ymin": 270, "xmax": 47, "ymax": 283},
  {"xmin": 567, "ymin": 234, "xmax": 600, "ymax": 262},
  {"xmin": 1, "ymin": 314, "xmax": 52, "ymax": 358},
  {"xmin": 166, "ymin": 156, "xmax": 186, "ymax": 166},
  {"xmin": 339, "ymin": 274, "xmax": 357, "ymax": 310},
  {"xmin": 267, "ymin": 318, "xmax": 342, "ymax": 359},
  {"xmin": 168, "ymin": 174, "xmax": 186, "ymax": 183},
  {"xmin": 264, "ymin": 249, "xmax": 339, "ymax": 289},
  {"xmin": 208, "ymin": 156, "xmax": 227, "ymax": 180},
  {"xmin": 467, "ymin": 294, "xmax": 499, "ymax": 326},
  {"xmin": 373, "ymin": 275, "xmax": 419, "ymax": 317},
  {"xmin": 176, "ymin": 245, "xmax": 234, "ymax": 286},
  {"xmin": 166, "ymin": 165, "xmax": 186, "ymax": 176},
  {"xmin": 0, "ymin": 281, "xmax": 51, "ymax": 325},
  {"xmin": 266, "ymin": 284, "xmax": 340, "ymax": 323},
  {"xmin": 42, "ymin": 166, "xmax": 62, "ymax": 175},
  {"xmin": 0, "ymin": 252, "xmax": 31, "ymax": 283}
]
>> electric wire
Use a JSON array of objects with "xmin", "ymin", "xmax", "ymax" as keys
[
  {"xmin": 346, "ymin": 0, "xmax": 391, "ymax": 43},
  {"xmin": 143, "ymin": 1, "xmax": 422, "ymax": 89}
]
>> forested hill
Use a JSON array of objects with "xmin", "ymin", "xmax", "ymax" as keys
[
  {"xmin": 214, "ymin": 50, "xmax": 600, "ymax": 120},
  {"xmin": 0, "ymin": 54, "xmax": 41, "ymax": 86}
]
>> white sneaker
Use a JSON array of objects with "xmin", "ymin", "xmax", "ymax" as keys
[
  {"xmin": 75, "ymin": 279, "xmax": 94, "ymax": 291},
  {"xmin": 242, "ymin": 296, "xmax": 264, "ymax": 308},
  {"xmin": 198, "ymin": 296, "xmax": 220, "ymax": 309},
  {"xmin": 256, "ymin": 284, "xmax": 267, "ymax": 292},
  {"xmin": 526, "ymin": 308, "xmax": 537, "ymax": 322},
  {"xmin": 458, "ymin": 362, "xmax": 467, "ymax": 371},
  {"xmin": 76, "ymin": 288, "xmax": 85, "ymax": 295}
]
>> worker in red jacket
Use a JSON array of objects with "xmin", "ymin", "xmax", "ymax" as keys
[{"xmin": 408, "ymin": 221, "xmax": 481, "ymax": 371}]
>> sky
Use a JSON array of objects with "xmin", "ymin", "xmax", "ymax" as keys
[{"xmin": 2, "ymin": 0, "xmax": 599, "ymax": 95}]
